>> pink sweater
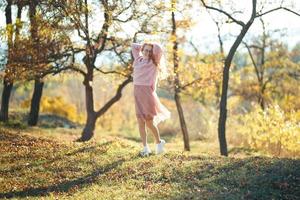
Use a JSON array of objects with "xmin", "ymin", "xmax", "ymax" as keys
[{"xmin": 132, "ymin": 43, "xmax": 163, "ymax": 86}]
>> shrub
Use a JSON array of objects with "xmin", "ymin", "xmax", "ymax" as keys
[
  {"xmin": 21, "ymin": 96, "xmax": 82, "ymax": 123},
  {"xmin": 234, "ymin": 104, "xmax": 300, "ymax": 157}
]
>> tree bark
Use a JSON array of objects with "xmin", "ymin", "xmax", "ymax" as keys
[
  {"xmin": 0, "ymin": 0, "xmax": 13, "ymax": 122},
  {"xmin": 80, "ymin": 112, "xmax": 97, "ymax": 141},
  {"xmin": 0, "ymin": 80, "xmax": 13, "ymax": 122},
  {"xmin": 28, "ymin": 79, "xmax": 44, "ymax": 126},
  {"xmin": 171, "ymin": 5, "xmax": 190, "ymax": 151},
  {"xmin": 175, "ymin": 92, "xmax": 190, "ymax": 151},
  {"xmin": 78, "ymin": 71, "xmax": 96, "ymax": 141}
]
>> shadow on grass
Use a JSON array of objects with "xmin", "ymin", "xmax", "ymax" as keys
[
  {"xmin": 1, "ymin": 139, "xmax": 114, "ymax": 175},
  {"xmin": 228, "ymin": 146, "xmax": 261, "ymax": 156},
  {"xmin": 115, "ymin": 134, "xmax": 141, "ymax": 143},
  {"xmin": 164, "ymin": 157, "xmax": 300, "ymax": 200},
  {"xmin": 0, "ymin": 153, "xmax": 141, "ymax": 199}
]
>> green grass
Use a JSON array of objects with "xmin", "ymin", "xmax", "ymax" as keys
[{"xmin": 0, "ymin": 126, "xmax": 299, "ymax": 200}]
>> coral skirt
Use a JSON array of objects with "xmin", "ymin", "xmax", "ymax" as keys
[{"xmin": 134, "ymin": 84, "xmax": 171, "ymax": 126}]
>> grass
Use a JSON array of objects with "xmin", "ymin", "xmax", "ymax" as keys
[{"xmin": 0, "ymin": 126, "xmax": 299, "ymax": 200}]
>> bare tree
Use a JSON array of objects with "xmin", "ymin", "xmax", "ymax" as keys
[
  {"xmin": 200, "ymin": 0, "xmax": 300, "ymax": 156},
  {"xmin": 171, "ymin": 0, "xmax": 190, "ymax": 151},
  {"xmin": 48, "ymin": 0, "xmax": 166, "ymax": 141},
  {"xmin": 240, "ymin": 20, "xmax": 300, "ymax": 110}
]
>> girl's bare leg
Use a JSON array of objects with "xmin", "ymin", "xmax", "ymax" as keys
[
  {"xmin": 137, "ymin": 117, "xmax": 147, "ymax": 146},
  {"xmin": 145, "ymin": 119, "xmax": 161, "ymax": 144}
]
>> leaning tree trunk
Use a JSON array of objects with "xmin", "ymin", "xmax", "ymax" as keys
[
  {"xmin": 174, "ymin": 92, "xmax": 190, "ymax": 151},
  {"xmin": 77, "ymin": 72, "xmax": 133, "ymax": 142},
  {"xmin": 28, "ymin": 79, "xmax": 44, "ymax": 126},
  {"xmin": 218, "ymin": 10, "xmax": 255, "ymax": 156},
  {"xmin": 171, "ymin": 7, "xmax": 190, "ymax": 151},
  {"xmin": 0, "ymin": 1, "xmax": 13, "ymax": 122}
]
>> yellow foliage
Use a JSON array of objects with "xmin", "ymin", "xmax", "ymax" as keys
[
  {"xmin": 168, "ymin": 35, "xmax": 177, "ymax": 43},
  {"xmin": 170, "ymin": 0, "xmax": 177, "ymax": 12},
  {"xmin": 21, "ymin": 96, "xmax": 81, "ymax": 123},
  {"xmin": 182, "ymin": 53, "xmax": 223, "ymax": 105},
  {"xmin": 235, "ymin": 104, "xmax": 300, "ymax": 157}
]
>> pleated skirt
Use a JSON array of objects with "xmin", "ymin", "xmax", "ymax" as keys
[{"xmin": 133, "ymin": 84, "xmax": 171, "ymax": 126}]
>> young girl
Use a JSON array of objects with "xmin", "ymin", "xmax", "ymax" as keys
[{"xmin": 131, "ymin": 42, "xmax": 171, "ymax": 156}]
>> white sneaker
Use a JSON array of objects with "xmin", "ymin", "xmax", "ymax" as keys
[
  {"xmin": 156, "ymin": 139, "xmax": 166, "ymax": 154},
  {"xmin": 140, "ymin": 146, "xmax": 152, "ymax": 157}
]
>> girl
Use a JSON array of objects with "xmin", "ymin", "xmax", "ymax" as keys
[{"xmin": 131, "ymin": 42, "xmax": 171, "ymax": 156}]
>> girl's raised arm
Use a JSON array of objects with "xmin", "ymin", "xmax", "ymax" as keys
[
  {"xmin": 132, "ymin": 43, "xmax": 142, "ymax": 60},
  {"xmin": 152, "ymin": 43, "xmax": 163, "ymax": 66}
]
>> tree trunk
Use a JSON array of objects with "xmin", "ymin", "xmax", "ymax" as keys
[
  {"xmin": 0, "ymin": 1, "xmax": 13, "ymax": 122},
  {"xmin": 79, "ymin": 113, "xmax": 97, "ymax": 141},
  {"xmin": 15, "ymin": 3, "xmax": 23, "ymax": 44},
  {"xmin": 27, "ymin": 1, "xmax": 43, "ymax": 126},
  {"xmin": 218, "ymin": 65, "xmax": 229, "ymax": 156},
  {"xmin": 76, "ymin": 0, "xmax": 134, "ymax": 141},
  {"xmin": 175, "ymin": 92, "xmax": 190, "ymax": 151},
  {"xmin": 78, "ymin": 69, "xmax": 96, "ymax": 141},
  {"xmin": 258, "ymin": 92, "xmax": 265, "ymax": 110},
  {"xmin": 28, "ymin": 79, "xmax": 44, "ymax": 126},
  {"xmin": 171, "ymin": 7, "xmax": 190, "ymax": 151},
  {"xmin": 0, "ymin": 80, "xmax": 13, "ymax": 122},
  {"xmin": 259, "ymin": 18, "xmax": 266, "ymax": 110},
  {"xmin": 218, "ymin": 6, "xmax": 256, "ymax": 156}
]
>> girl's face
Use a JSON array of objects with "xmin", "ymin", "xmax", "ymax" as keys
[{"xmin": 142, "ymin": 44, "xmax": 153, "ymax": 59}]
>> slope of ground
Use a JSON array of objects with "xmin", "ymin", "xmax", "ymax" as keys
[{"xmin": 0, "ymin": 127, "xmax": 299, "ymax": 200}]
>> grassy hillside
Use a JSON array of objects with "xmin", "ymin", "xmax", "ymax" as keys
[{"xmin": 0, "ymin": 127, "xmax": 299, "ymax": 200}]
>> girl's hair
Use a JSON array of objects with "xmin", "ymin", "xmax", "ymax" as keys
[
  {"xmin": 141, "ymin": 42, "xmax": 169, "ymax": 81},
  {"xmin": 141, "ymin": 43, "xmax": 158, "ymax": 66}
]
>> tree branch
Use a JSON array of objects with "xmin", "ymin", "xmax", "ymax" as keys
[
  {"xmin": 93, "ymin": 67, "xmax": 128, "ymax": 78},
  {"xmin": 200, "ymin": 0, "xmax": 245, "ymax": 27},
  {"xmin": 256, "ymin": 6, "xmax": 300, "ymax": 18},
  {"xmin": 243, "ymin": 41, "xmax": 261, "ymax": 82},
  {"xmin": 95, "ymin": 75, "xmax": 132, "ymax": 118},
  {"xmin": 180, "ymin": 77, "xmax": 202, "ymax": 90}
]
